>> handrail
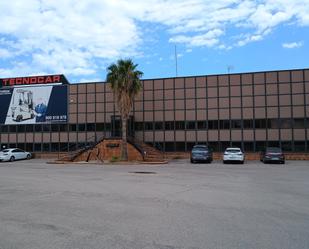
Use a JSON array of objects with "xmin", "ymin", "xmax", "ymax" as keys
[
  {"xmin": 127, "ymin": 136, "xmax": 146, "ymax": 160},
  {"xmin": 57, "ymin": 134, "xmax": 104, "ymax": 161}
]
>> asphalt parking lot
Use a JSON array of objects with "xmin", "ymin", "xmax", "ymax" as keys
[{"xmin": 0, "ymin": 159, "xmax": 309, "ymax": 249}]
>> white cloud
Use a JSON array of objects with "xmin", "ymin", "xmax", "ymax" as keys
[
  {"xmin": 0, "ymin": 0, "xmax": 308, "ymax": 80},
  {"xmin": 0, "ymin": 48, "xmax": 13, "ymax": 58},
  {"xmin": 282, "ymin": 41, "xmax": 304, "ymax": 49},
  {"xmin": 169, "ymin": 29, "xmax": 224, "ymax": 47}
]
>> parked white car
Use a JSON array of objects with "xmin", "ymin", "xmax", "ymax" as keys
[
  {"xmin": 223, "ymin": 147, "xmax": 244, "ymax": 164},
  {"xmin": 0, "ymin": 148, "xmax": 32, "ymax": 162}
]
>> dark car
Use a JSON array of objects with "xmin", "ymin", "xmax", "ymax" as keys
[
  {"xmin": 260, "ymin": 147, "xmax": 285, "ymax": 164},
  {"xmin": 190, "ymin": 145, "xmax": 213, "ymax": 163}
]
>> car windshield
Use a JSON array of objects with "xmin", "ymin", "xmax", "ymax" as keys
[
  {"xmin": 192, "ymin": 147, "xmax": 208, "ymax": 152},
  {"xmin": 226, "ymin": 149, "xmax": 241, "ymax": 153},
  {"xmin": 266, "ymin": 147, "xmax": 282, "ymax": 153},
  {"xmin": 1, "ymin": 149, "xmax": 10, "ymax": 153}
]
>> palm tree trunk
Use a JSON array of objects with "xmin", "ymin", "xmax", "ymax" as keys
[{"xmin": 121, "ymin": 116, "xmax": 128, "ymax": 160}]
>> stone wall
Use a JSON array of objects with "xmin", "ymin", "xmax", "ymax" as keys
[{"xmin": 73, "ymin": 139, "xmax": 143, "ymax": 162}]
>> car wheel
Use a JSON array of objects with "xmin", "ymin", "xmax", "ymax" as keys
[
  {"xmin": 262, "ymin": 159, "xmax": 266, "ymax": 164},
  {"xmin": 27, "ymin": 154, "xmax": 31, "ymax": 160},
  {"xmin": 10, "ymin": 156, "xmax": 15, "ymax": 162},
  {"xmin": 16, "ymin": 115, "xmax": 22, "ymax": 122},
  {"xmin": 280, "ymin": 161, "xmax": 285, "ymax": 164},
  {"xmin": 190, "ymin": 159, "xmax": 194, "ymax": 163},
  {"xmin": 223, "ymin": 161, "xmax": 227, "ymax": 164},
  {"xmin": 240, "ymin": 161, "xmax": 244, "ymax": 164}
]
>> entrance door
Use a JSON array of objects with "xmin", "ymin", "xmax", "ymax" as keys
[
  {"xmin": 111, "ymin": 115, "xmax": 121, "ymax": 137},
  {"xmin": 111, "ymin": 115, "xmax": 135, "ymax": 138}
]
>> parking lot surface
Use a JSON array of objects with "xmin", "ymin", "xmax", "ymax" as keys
[{"xmin": 0, "ymin": 159, "xmax": 309, "ymax": 249}]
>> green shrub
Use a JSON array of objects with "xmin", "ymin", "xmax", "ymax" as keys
[{"xmin": 110, "ymin": 156, "xmax": 120, "ymax": 163}]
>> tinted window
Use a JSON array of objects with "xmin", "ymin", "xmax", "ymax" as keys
[
  {"xmin": 226, "ymin": 149, "xmax": 241, "ymax": 153},
  {"xmin": 266, "ymin": 147, "xmax": 282, "ymax": 153},
  {"xmin": 192, "ymin": 146, "xmax": 209, "ymax": 152}
]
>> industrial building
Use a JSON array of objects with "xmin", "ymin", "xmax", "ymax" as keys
[{"xmin": 0, "ymin": 68, "xmax": 308, "ymax": 153}]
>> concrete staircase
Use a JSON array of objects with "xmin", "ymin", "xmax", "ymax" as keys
[
  {"xmin": 129, "ymin": 139, "xmax": 166, "ymax": 163},
  {"xmin": 56, "ymin": 137, "xmax": 167, "ymax": 164}
]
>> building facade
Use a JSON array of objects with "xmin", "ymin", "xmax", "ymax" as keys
[{"xmin": 0, "ymin": 68, "xmax": 309, "ymax": 153}]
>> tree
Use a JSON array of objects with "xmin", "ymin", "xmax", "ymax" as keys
[{"xmin": 106, "ymin": 59, "xmax": 143, "ymax": 160}]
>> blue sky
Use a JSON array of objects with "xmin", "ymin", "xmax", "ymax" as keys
[{"xmin": 0, "ymin": 0, "xmax": 308, "ymax": 83}]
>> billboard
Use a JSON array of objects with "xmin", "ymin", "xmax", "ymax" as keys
[
  {"xmin": 0, "ymin": 75, "xmax": 69, "ymax": 87},
  {"xmin": 0, "ymin": 85, "xmax": 67, "ymax": 124}
]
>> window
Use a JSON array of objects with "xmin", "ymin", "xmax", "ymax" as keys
[
  {"xmin": 175, "ymin": 121, "xmax": 185, "ymax": 130},
  {"xmin": 197, "ymin": 121, "xmax": 207, "ymax": 129},
  {"xmin": 68, "ymin": 143, "xmax": 77, "ymax": 151},
  {"xmin": 9, "ymin": 125, "xmax": 16, "ymax": 132},
  {"xmin": 280, "ymin": 118, "xmax": 293, "ymax": 129},
  {"xmin": 255, "ymin": 141, "xmax": 266, "ymax": 151},
  {"xmin": 43, "ymin": 143, "xmax": 50, "ymax": 152},
  {"xmin": 231, "ymin": 120, "xmax": 242, "ymax": 129},
  {"xmin": 243, "ymin": 120, "xmax": 253, "ymax": 129},
  {"xmin": 268, "ymin": 141, "xmax": 280, "ymax": 147},
  {"xmin": 220, "ymin": 120, "xmax": 230, "ymax": 129},
  {"xmin": 17, "ymin": 125, "xmax": 25, "ymax": 133},
  {"xmin": 164, "ymin": 121, "xmax": 174, "ymax": 130},
  {"xmin": 186, "ymin": 121, "xmax": 196, "ymax": 130},
  {"xmin": 96, "ymin": 123, "xmax": 104, "ymax": 131},
  {"xmin": 208, "ymin": 120, "xmax": 218, "ymax": 129},
  {"xmin": 145, "ymin": 122, "xmax": 153, "ymax": 130},
  {"xmin": 154, "ymin": 122, "xmax": 163, "ymax": 130},
  {"xmin": 78, "ymin": 124, "xmax": 86, "ymax": 131},
  {"xmin": 175, "ymin": 142, "xmax": 185, "ymax": 151},
  {"xmin": 51, "ymin": 124, "xmax": 59, "ymax": 132},
  {"xmin": 281, "ymin": 141, "xmax": 292, "ymax": 151},
  {"xmin": 208, "ymin": 142, "xmax": 219, "ymax": 152},
  {"xmin": 268, "ymin": 119, "xmax": 279, "ymax": 129},
  {"xmin": 164, "ymin": 142, "xmax": 174, "ymax": 152},
  {"xmin": 35, "ymin": 124, "xmax": 42, "ymax": 132},
  {"xmin": 133, "ymin": 122, "xmax": 141, "ymax": 131},
  {"xmin": 9, "ymin": 143, "xmax": 16, "ymax": 149},
  {"xmin": 69, "ymin": 124, "xmax": 77, "ymax": 132},
  {"xmin": 86, "ymin": 123, "xmax": 95, "ymax": 131},
  {"xmin": 51, "ymin": 143, "xmax": 59, "ymax": 152},
  {"xmin": 294, "ymin": 141, "xmax": 306, "ymax": 152},
  {"xmin": 60, "ymin": 143, "xmax": 68, "ymax": 152},
  {"xmin": 25, "ymin": 125, "xmax": 33, "ymax": 132},
  {"xmin": 244, "ymin": 142, "xmax": 254, "ymax": 152},
  {"xmin": 105, "ymin": 123, "xmax": 111, "ymax": 131},
  {"xmin": 34, "ymin": 143, "xmax": 42, "ymax": 152},
  {"xmin": 294, "ymin": 118, "xmax": 305, "ymax": 129},
  {"xmin": 17, "ymin": 144, "xmax": 25, "ymax": 150},
  {"xmin": 25, "ymin": 143, "xmax": 33, "ymax": 152},
  {"xmin": 42, "ymin": 124, "xmax": 50, "ymax": 132},
  {"xmin": 0, "ymin": 126, "xmax": 8, "ymax": 133},
  {"xmin": 59, "ymin": 124, "xmax": 68, "ymax": 132},
  {"xmin": 255, "ymin": 119, "xmax": 267, "ymax": 129}
]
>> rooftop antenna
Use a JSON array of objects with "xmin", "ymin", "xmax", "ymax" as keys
[
  {"xmin": 175, "ymin": 45, "xmax": 178, "ymax": 77},
  {"xmin": 227, "ymin": 65, "xmax": 234, "ymax": 74}
]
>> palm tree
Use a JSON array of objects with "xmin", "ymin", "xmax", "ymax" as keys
[{"xmin": 106, "ymin": 59, "xmax": 143, "ymax": 160}]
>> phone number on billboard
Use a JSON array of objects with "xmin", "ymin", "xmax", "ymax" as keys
[{"xmin": 46, "ymin": 115, "xmax": 67, "ymax": 121}]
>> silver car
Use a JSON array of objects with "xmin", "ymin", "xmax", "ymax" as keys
[
  {"xmin": 223, "ymin": 147, "xmax": 244, "ymax": 164},
  {"xmin": 0, "ymin": 148, "xmax": 32, "ymax": 162}
]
